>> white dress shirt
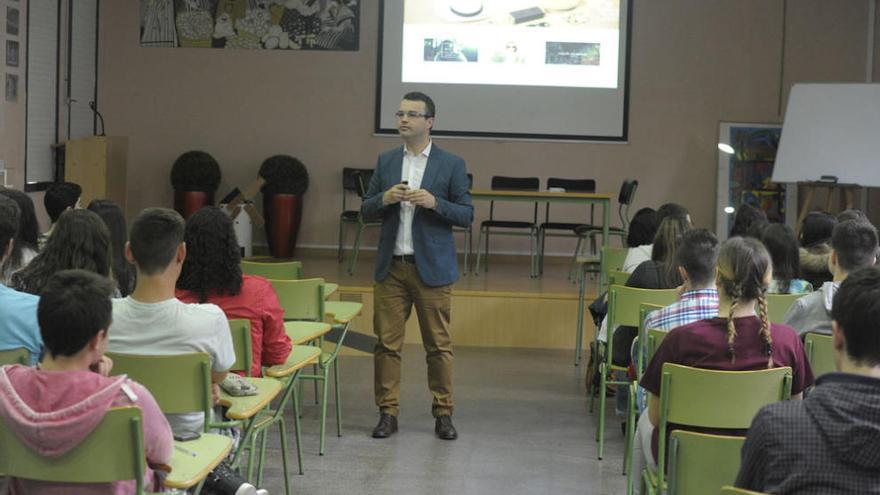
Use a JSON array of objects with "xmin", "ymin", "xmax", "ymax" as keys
[{"xmin": 393, "ymin": 141, "xmax": 431, "ymax": 255}]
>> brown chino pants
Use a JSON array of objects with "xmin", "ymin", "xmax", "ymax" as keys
[{"xmin": 373, "ymin": 259, "xmax": 454, "ymax": 417}]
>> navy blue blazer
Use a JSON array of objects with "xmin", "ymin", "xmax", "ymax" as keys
[{"xmin": 361, "ymin": 144, "xmax": 473, "ymax": 287}]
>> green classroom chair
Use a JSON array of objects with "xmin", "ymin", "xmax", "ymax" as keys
[
  {"xmin": 270, "ymin": 278, "xmax": 361, "ymax": 456},
  {"xmin": 594, "ymin": 285, "xmax": 677, "ymax": 460},
  {"xmin": 241, "ymin": 259, "xmax": 304, "ymax": 280},
  {"xmin": 105, "ymin": 352, "xmax": 234, "ymax": 494},
  {"xmin": 804, "ymin": 332, "xmax": 835, "ymax": 377},
  {"xmin": 720, "ymin": 485, "xmax": 771, "ymax": 494},
  {"xmin": 766, "ymin": 293, "xmax": 803, "ymax": 324},
  {"xmin": 608, "ymin": 270, "xmax": 631, "ymax": 288},
  {"xmin": 667, "ymin": 431, "xmax": 745, "ymax": 495},
  {"xmin": 0, "ymin": 347, "xmax": 29, "ymax": 366},
  {"xmin": 0, "ymin": 407, "xmax": 166, "ymax": 494},
  {"xmin": 640, "ymin": 363, "xmax": 792, "ymax": 495}
]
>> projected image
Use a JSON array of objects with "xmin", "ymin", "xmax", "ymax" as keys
[
  {"xmin": 423, "ymin": 39, "xmax": 479, "ymax": 62},
  {"xmin": 545, "ymin": 42, "xmax": 600, "ymax": 65},
  {"xmin": 400, "ymin": 0, "xmax": 620, "ymax": 88}
]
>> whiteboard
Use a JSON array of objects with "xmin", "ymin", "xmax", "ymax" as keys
[{"xmin": 773, "ymin": 83, "xmax": 880, "ymax": 187}]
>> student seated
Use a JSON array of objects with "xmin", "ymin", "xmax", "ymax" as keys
[
  {"xmin": 10, "ymin": 209, "xmax": 112, "ymax": 296},
  {"xmin": 736, "ymin": 266, "xmax": 880, "ymax": 494},
  {"xmin": 176, "ymin": 207, "xmax": 292, "ymax": 377},
  {"xmin": 0, "ymin": 270, "xmax": 172, "ymax": 494},
  {"xmin": 0, "ymin": 196, "xmax": 42, "ymax": 364},
  {"xmin": 620, "ymin": 207, "xmax": 659, "ymax": 272},
  {"xmin": 39, "ymin": 181, "xmax": 81, "ymax": 250},
  {"xmin": 729, "ymin": 203, "xmax": 767, "ymax": 238},
  {"xmin": 88, "ymin": 199, "xmax": 137, "ymax": 297},
  {"xmin": 783, "ymin": 220, "xmax": 878, "ymax": 336},
  {"xmin": 760, "ymin": 223, "xmax": 813, "ymax": 294},
  {"xmin": 0, "ymin": 189, "xmax": 39, "ymax": 285},
  {"xmin": 107, "ymin": 207, "xmax": 264, "ymax": 495},
  {"xmin": 798, "ymin": 211, "xmax": 836, "ymax": 289},
  {"xmin": 631, "ymin": 237, "xmax": 814, "ymax": 494}
]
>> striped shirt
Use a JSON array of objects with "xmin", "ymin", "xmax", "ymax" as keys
[{"xmin": 643, "ymin": 288, "xmax": 719, "ymax": 331}]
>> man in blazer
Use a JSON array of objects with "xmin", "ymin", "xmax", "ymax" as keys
[{"xmin": 361, "ymin": 92, "xmax": 473, "ymax": 440}]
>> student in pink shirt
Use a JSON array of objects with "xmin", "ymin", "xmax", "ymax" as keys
[{"xmin": 0, "ymin": 270, "xmax": 172, "ymax": 494}]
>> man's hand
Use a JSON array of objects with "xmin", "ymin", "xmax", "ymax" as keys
[
  {"xmin": 383, "ymin": 183, "xmax": 410, "ymax": 205},
  {"xmin": 406, "ymin": 189, "xmax": 437, "ymax": 209},
  {"xmin": 89, "ymin": 355, "xmax": 114, "ymax": 377}
]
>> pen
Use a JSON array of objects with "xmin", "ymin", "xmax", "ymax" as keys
[{"xmin": 174, "ymin": 444, "xmax": 197, "ymax": 457}]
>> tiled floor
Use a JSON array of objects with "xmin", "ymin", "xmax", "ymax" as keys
[{"xmin": 253, "ymin": 345, "xmax": 628, "ymax": 495}]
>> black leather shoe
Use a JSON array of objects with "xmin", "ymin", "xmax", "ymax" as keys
[
  {"xmin": 435, "ymin": 415, "xmax": 458, "ymax": 440},
  {"xmin": 372, "ymin": 413, "xmax": 398, "ymax": 438}
]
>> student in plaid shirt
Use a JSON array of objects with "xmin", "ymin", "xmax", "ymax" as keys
[{"xmin": 736, "ymin": 266, "xmax": 880, "ymax": 494}]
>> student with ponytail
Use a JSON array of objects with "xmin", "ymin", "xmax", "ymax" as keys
[{"xmin": 630, "ymin": 237, "xmax": 814, "ymax": 494}]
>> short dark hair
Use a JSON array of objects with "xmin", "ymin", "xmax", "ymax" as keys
[
  {"xmin": 44, "ymin": 182, "xmax": 82, "ymax": 223},
  {"xmin": 675, "ymin": 228, "xmax": 719, "ymax": 286},
  {"xmin": 836, "ymin": 209, "xmax": 867, "ymax": 224},
  {"xmin": 656, "ymin": 203, "xmax": 689, "ymax": 223},
  {"xmin": 800, "ymin": 211, "xmax": 837, "ymax": 248},
  {"xmin": 402, "ymin": 91, "xmax": 435, "ymax": 118},
  {"xmin": 38, "ymin": 269, "xmax": 115, "ymax": 358},
  {"xmin": 0, "ymin": 195, "xmax": 20, "ymax": 251},
  {"xmin": 831, "ymin": 220, "xmax": 878, "ymax": 273},
  {"xmin": 831, "ymin": 266, "xmax": 880, "ymax": 366},
  {"xmin": 129, "ymin": 207, "xmax": 185, "ymax": 276},
  {"xmin": 729, "ymin": 203, "xmax": 767, "ymax": 238},
  {"xmin": 626, "ymin": 207, "xmax": 659, "ymax": 247}
]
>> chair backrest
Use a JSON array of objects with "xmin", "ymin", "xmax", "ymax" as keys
[
  {"xmin": 608, "ymin": 270, "xmax": 631, "ymax": 287},
  {"xmin": 240, "ymin": 260, "xmax": 303, "ymax": 280},
  {"xmin": 656, "ymin": 363, "xmax": 793, "ymax": 485},
  {"xmin": 636, "ymin": 302, "xmax": 665, "ymax": 375},
  {"xmin": 617, "ymin": 179, "xmax": 639, "ymax": 231},
  {"xmin": 354, "ymin": 169, "xmax": 374, "ymax": 198},
  {"xmin": 0, "ymin": 347, "xmax": 29, "ymax": 366},
  {"xmin": 0, "ymin": 407, "xmax": 147, "ymax": 492},
  {"xmin": 342, "ymin": 167, "xmax": 372, "ymax": 193},
  {"xmin": 547, "ymin": 177, "xmax": 596, "ymax": 193},
  {"xmin": 667, "ymin": 431, "xmax": 745, "ymax": 495},
  {"xmin": 488, "ymin": 176, "xmax": 540, "ymax": 221},
  {"xmin": 269, "ymin": 278, "xmax": 326, "ymax": 322},
  {"xmin": 107, "ymin": 352, "xmax": 213, "ymax": 428},
  {"xmin": 607, "ymin": 285, "xmax": 678, "ymax": 329},
  {"xmin": 804, "ymin": 332, "xmax": 835, "ymax": 377},
  {"xmin": 601, "ymin": 246, "xmax": 629, "ymax": 289},
  {"xmin": 646, "ymin": 328, "xmax": 668, "ymax": 365},
  {"xmin": 720, "ymin": 485, "xmax": 770, "ymax": 495},
  {"xmin": 228, "ymin": 319, "xmax": 254, "ymax": 376},
  {"xmin": 766, "ymin": 293, "xmax": 803, "ymax": 323}
]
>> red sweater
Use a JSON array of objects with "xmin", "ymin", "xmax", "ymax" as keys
[{"xmin": 177, "ymin": 275, "xmax": 292, "ymax": 377}]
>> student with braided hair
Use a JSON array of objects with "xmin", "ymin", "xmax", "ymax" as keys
[{"xmin": 630, "ymin": 237, "xmax": 814, "ymax": 494}]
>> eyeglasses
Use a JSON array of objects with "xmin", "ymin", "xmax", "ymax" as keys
[{"xmin": 395, "ymin": 111, "xmax": 431, "ymax": 119}]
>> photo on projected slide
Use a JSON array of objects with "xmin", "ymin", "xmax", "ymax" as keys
[
  {"xmin": 400, "ymin": 0, "xmax": 620, "ymax": 88},
  {"xmin": 545, "ymin": 42, "xmax": 599, "ymax": 65},
  {"xmin": 423, "ymin": 39, "xmax": 479, "ymax": 62}
]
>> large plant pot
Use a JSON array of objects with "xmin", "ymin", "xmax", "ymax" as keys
[
  {"xmin": 264, "ymin": 193, "xmax": 302, "ymax": 259},
  {"xmin": 174, "ymin": 190, "xmax": 214, "ymax": 220}
]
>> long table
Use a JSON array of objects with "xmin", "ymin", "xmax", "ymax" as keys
[{"xmin": 469, "ymin": 189, "xmax": 613, "ymax": 364}]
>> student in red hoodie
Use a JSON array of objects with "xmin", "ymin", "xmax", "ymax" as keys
[
  {"xmin": 176, "ymin": 207, "xmax": 291, "ymax": 377},
  {"xmin": 0, "ymin": 269, "xmax": 172, "ymax": 494}
]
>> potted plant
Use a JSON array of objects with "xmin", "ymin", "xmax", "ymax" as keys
[
  {"xmin": 170, "ymin": 151, "xmax": 222, "ymax": 219},
  {"xmin": 259, "ymin": 154, "xmax": 309, "ymax": 258}
]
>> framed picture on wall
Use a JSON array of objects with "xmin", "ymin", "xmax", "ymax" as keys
[{"xmin": 715, "ymin": 121, "xmax": 798, "ymax": 241}]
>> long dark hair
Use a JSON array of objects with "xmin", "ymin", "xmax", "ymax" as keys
[
  {"xmin": 0, "ymin": 189, "xmax": 39, "ymax": 281},
  {"xmin": 761, "ymin": 223, "xmax": 800, "ymax": 293},
  {"xmin": 717, "ymin": 237, "xmax": 773, "ymax": 367},
  {"xmin": 87, "ymin": 199, "xmax": 136, "ymax": 297},
  {"xmin": 10, "ymin": 209, "xmax": 111, "ymax": 295},
  {"xmin": 651, "ymin": 215, "xmax": 691, "ymax": 287},
  {"xmin": 176, "ymin": 207, "xmax": 243, "ymax": 303}
]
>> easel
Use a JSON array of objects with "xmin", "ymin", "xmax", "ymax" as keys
[{"xmin": 796, "ymin": 181, "xmax": 859, "ymax": 231}]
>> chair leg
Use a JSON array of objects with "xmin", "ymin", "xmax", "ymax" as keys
[
  {"xmin": 348, "ymin": 224, "xmax": 365, "ymax": 275},
  {"xmin": 255, "ymin": 428, "xmax": 268, "ymax": 486},
  {"xmin": 278, "ymin": 419, "xmax": 292, "ymax": 495},
  {"xmin": 292, "ymin": 386, "xmax": 305, "ymax": 475},
  {"xmin": 334, "ymin": 358, "xmax": 343, "ymax": 437},
  {"xmin": 313, "ymin": 362, "xmax": 319, "ymax": 405},
  {"xmin": 569, "ymin": 236, "xmax": 583, "ymax": 281},
  {"xmin": 246, "ymin": 426, "xmax": 260, "ymax": 482},
  {"xmin": 484, "ymin": 229, "xmax": 490, "ymax": 272},
  {"xmin": 319, "ymin": 363, "xmax": 330, "ymax": 456},
  {"xmin": 587, "ymin": 341, "xmax": 597, "ymax": 413},
  {"xmin": 597, "ymin": 362, "xmax": 607, "ymax": 460},
  {"xmin": 530, "ymin": 227, "xmax": 538, "ymax": 278},
  {"xmin": 337, "ymin": 219, "xmax": 346, "ymax": 263},
  {"xmin": 462, "ymin": 228, "xmax": 471, "ymax": 275},
  {"xmin": 474, "ymin": 228, "xmax": 485, "ymax": 275}
]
